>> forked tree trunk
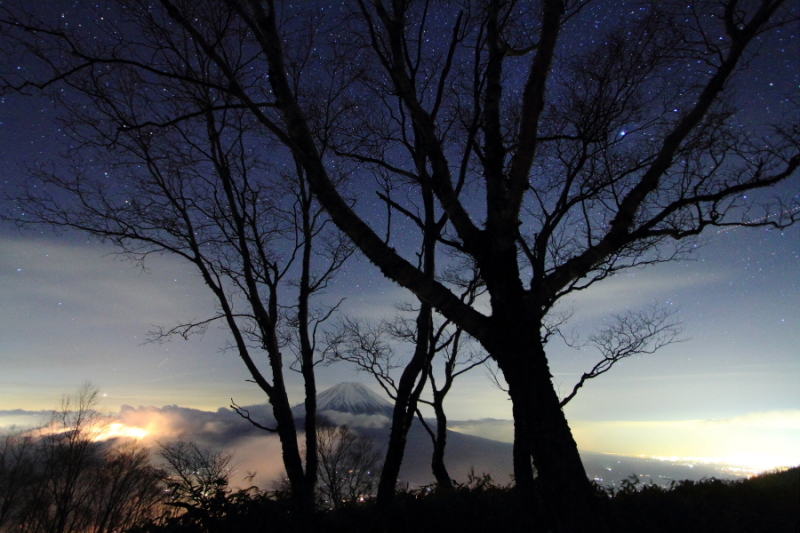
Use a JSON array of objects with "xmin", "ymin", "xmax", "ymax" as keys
[
  {"xmin": 492, "ymin": 317, "xmax": 604, "ymax": 532},
  {"xmin": 430, "ymin": 398, "xmax": 453, "ymax": 489}
]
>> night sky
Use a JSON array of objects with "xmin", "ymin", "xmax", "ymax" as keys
[{"xmin": 0, "ymin": 1, "xmax": 798, "ymax": 473}]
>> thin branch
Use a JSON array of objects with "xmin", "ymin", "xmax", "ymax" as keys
[{"xmin": 230, "ymin": 399, "xmax": 278, "ymax": 433}]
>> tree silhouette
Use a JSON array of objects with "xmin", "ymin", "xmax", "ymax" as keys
[
  {"xmin": 315, "ymin": 422, "xmax": 381, "ymax": 509},
  {"xmin": 326, "ymin": 272, "xmax": 488, "ymax": 492},
  {"xmin": 0, "ymin": 432, "xmax": 36, "ymax": 529},
  {"xmin": 2, "ymin": 1, "xmax": 798, "ymax": 530},
  {"xmin": 0, "ymin": 384, "xmax": 164, "ymax": 533},
  {"xmin": 1, "ymin": 2, "xmax": 354, "ymax": 509}
]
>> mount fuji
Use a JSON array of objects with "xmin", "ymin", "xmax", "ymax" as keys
[{"xmin": 292, "ymin": 382, "xmax": 395, "ymax": 418}]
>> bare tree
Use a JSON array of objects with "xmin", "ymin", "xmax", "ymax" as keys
[
  {"xmin": 315, "ymin": 422, "xmax": 381, "ymax": 509},
  {"xmin": 0, "ymin": 384, "xmax": 165, "ymax": 533},
  {"xmin": 326, "ymin": 163, "xmax": 485, "ymax": 496},
  {"xmin": 325, "ymin": 292, "xmax": 489, "ymax": 492},
  {"xmin": 2, "ymin": 1, "xmax": 798, "ymax": 530},
  {"xmin": 158, "ymin": 441, "xmax": 234, "ymax": 519},
  {"xmin": 323, "ymin": 315, "xmax": 420, "ymax": 498},
  {"xmin": 252, "ymin": 4, "xmax": 799, "ymax": 529},
  {"xmin": 88, "ymin": 443, "xmax": 165, "ymax": 533},
  {"xmin": 416, "ymin": 322, "xmax": 490, "ymax": 489},
  {"xmin": 1, "ymin": 2, "xmax": 353, "ymax": 511},
  {"xmin": 409, "ymin": 263, "xmax": 490, "ymax": 489},
  {"xmin": 24, "ymin": 384, "xmax": 110, "ymax": 533}
]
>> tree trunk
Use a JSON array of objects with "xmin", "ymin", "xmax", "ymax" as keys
[
  {"xmin": 430, "ymin": 397, "xmax": 453, "ymax": 489},
  {"xmin": 375, "ymin": 302, "xmax": 433, "ymax": 507},
  {"xmin": 376, "ymin": 407, "xmax": 411, "ymax": 505},
  {"xmin": 375, "ymin": 380, "xmax": 418, "ymax": 506},
  {"xmin": 510, "ymin": 395, "xmax": 537, "ymax": 521},
  {"xmin": 494, "ymin": 325, "xmax": 603, "ymax": 532},
  {"xmin": 269, "ymin": 391, "xmax": 313, "ymax": 512},
  {"xmin": 298, "ymin": 173, "xmax": 319, "ymax": 511}
]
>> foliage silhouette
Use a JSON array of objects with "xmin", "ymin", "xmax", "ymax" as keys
[{"xmin": 128, "ymin": 466, "xmax": 800, "ymax": 533}]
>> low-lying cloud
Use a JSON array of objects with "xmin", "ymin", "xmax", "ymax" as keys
[
  {"xmin": 116, "ymin": 404, "xmax": 289, "ymax": 488},
  {"xmin": 0, "ymin": 401, "xmax": 398, "ymax": 490},
  {"xmin": 1, "ymin": 402, "xmax": 287, "ymax": 489},
  {"xmin": 448, "ymin": 418, "xmax": 514, "ymax": 443},
  {"xmin": 318, "ymin": 410, "xmax": 390, "ymax": 428}
]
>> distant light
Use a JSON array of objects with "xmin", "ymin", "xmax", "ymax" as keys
[{"xmin": 91, "ymin": 423, "xmax": 148, "ymax": 441}]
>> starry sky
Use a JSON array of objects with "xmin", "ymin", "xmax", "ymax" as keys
[{"xmin": 0, "ymin": 1, "xmax": 798, "ymax": 472}]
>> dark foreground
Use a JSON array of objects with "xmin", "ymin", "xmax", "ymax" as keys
[{"xmin": 131, "ymin": 467, "xmax": 799, "ymax": 533}]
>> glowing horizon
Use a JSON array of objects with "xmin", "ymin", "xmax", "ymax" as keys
[
  {"xmin": 448, "ymin": 409, "xmax": 800, "ymax": 475},
  {"xmin": 2, "ymin": 402, "xmax": 797, "ymax": 483}
]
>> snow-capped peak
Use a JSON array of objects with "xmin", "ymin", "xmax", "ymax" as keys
[
  {"xmin": 317, "ymin": 382, "xmax": 394, "ymax": 416},
  {"xmin": 292, "ymin": 382, "xmax": 394, "ymax": 418}
]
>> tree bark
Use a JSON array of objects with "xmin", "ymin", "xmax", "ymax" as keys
[
  {"xmin": 297, "ymin": 168, "xmax": 319, "ymax": 511},
  {"xmin": 375, "ymin": 302, "xmax": 433, "ymax": 507},
  {"xmin": 430, "ymin": 396, "xmax": 453, "ymax": 489},
  {"xmin": 268, "ymin": 390, "xmax": 312, "ymax": 507},
  {"xmin": 492, "ymin": 316, "xmax": 602, "ymax": 532}
]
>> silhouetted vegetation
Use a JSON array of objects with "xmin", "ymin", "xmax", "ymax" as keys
[
  {"xmin": 2, "ymin": 384, "xmax": 797, "ymax": 531},
  {"xmin": 0, "ymin": 385, "xmax": 165, "ymax": 533},
  {"xmin": 128, "ymin": 489, "xmax": 293, "ymax": 533},
  {"xmin": 602, "ymin": 467, "xmax": 800, "ymax": 532},
  {"xmin": 126, "ymin": 467, "xmax": 799, "ymax": 533},
  {"xmin": 316, "ymin": 423, "xmax": 381, "ymax": 510}
]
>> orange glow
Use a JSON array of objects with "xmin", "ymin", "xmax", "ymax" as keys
[{"xmin": 90, "ymin": 422, "xmax": 149, "ymax": 441}]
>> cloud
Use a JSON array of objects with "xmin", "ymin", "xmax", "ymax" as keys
[
  {"xmin": 0, "ymin": 403, "xmax": 290, "ymax": 489},
  {"xmin": 116, "ymin": 404, "xmax": 271, "ymax": 448},
  {"xmin": 319, "ymin": 410, "xmax": 390, "ymax": 428},
  {"xmin": 334, "ymin": 283, "xmax": 413, "ymax": 321},
  {"xmin": 697, "ymin": 410, "xmax": 800, "ymax": 430},
  {"xmin": 0, "ymin": 409, "xmax": 51, "ymax": 434},
  {"xmin": 0, "ymin": 236, "xmax": 213, "ymax": 328},
  {"xmin": 574, "ymin": 409, "xmax": 800, "ymax": 431},
  {"xmin": 446, "ymin": 411, "xmax": 800, "ymax": 472},
  {"xmin": 447, "ymin": 418, "xmax": 514, "ymax": 443},
  {"xmin": 557, "ymin": 266, "xmax": 727, "ymax": 320},
  {"xmin": 0, "ymin": 235, "xmax": 255, "ymax": 411},
  {"xmin": 224, "ymin": 434, "xmax": 290, "ymax": 489},
  {"xmin": 116, "ymin": 404, "xmax": 288, "ymax": 489}
]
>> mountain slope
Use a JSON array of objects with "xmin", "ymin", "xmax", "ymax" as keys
[{"xmin": 292, "ymin": 382, "xmax": 395, "ymax": 418}]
